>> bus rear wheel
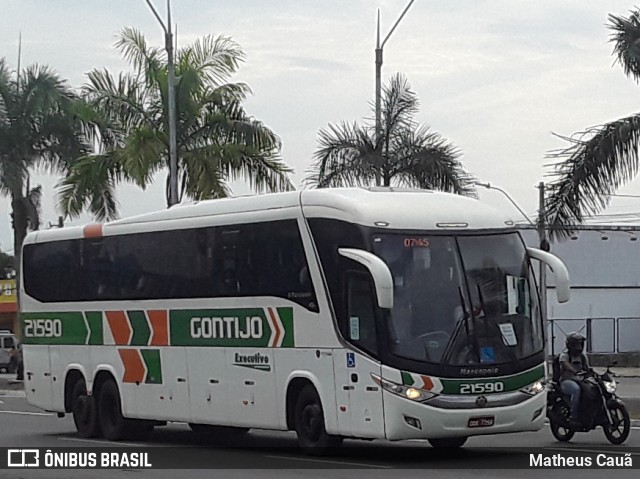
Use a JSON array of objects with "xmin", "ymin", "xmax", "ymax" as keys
[
  {"xmin": 98, "ymin": 379, "xmax": 149, "ymax": 441},
  {"xmin": 71, "ymin": 379, "xmax": 99, "ymax": 438},
  {"xmin": 294, "ymin": 385, "xmax": 342, "ymax": 454}
]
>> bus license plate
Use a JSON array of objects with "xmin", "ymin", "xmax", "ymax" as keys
[{"xmin": 468, "ymin": 416, "xmax": 494, "ymax": 428}]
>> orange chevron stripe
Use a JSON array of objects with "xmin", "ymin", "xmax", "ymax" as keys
[
  {"xmin": 148, "ymin": 310, "xmax": 169, "ymax": 346},
  {"xmin": 420, "ymin": 375, "xmax": 434, "ymax": 391},
  {"xmin": 268, "ymin": 307, "xmax": 282, "ymax": 347},
  {"xmin": 118, "ymin": 349, "xmax": 146, "ymax": 383},
  {"xmin": 106, "ymin": 311, "xmax": 131, "ymax": 345}
]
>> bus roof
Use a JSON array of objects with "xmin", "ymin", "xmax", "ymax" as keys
[{"xmin": 26, "ymin": 188, "xmax": 514, "ymax": 244}]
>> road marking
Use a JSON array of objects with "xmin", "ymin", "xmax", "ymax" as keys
[
  {"xmin": 0, "ymin": 390, "xmax": 26, "ymax": 397},
  {"xmin": 262, "ymin": 454, "xmax": 393, "ymax": 469},
  {"xmin": 0, "ymin": 410, "xmax": 52, "ymax": 416},
  {"xmin": 58, "ymin": 437, "xmax": 145, "ymax": 447}
]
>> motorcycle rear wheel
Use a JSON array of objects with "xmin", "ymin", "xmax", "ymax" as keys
[
  {"xmin": 603, "ymin": 402, "xmax": 630, "ymax": 445},
  {"xmin": 550, "ymin": 420, "xmax": 575, "ymax": 442}
]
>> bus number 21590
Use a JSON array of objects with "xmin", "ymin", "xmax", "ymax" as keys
[{"xmin": 23, "ymin": 319, "xmax": 63, "ymax": 338}]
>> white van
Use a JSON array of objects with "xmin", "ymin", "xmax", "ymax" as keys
[{"xmin": 0, "ymin": 330, "xmax": 17, "ymax": 372}]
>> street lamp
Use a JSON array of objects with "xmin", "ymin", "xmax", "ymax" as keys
[
  {"xmin": 375, "ymin": 0, "xmax": 415, "ymax": 186},
  {"xmin": 474, "ymin": 181, "xmax": 535, "ymax": 226},
  {"xmin": 144, "ymin": 0, "xmax": 179, "ymax": 207}
]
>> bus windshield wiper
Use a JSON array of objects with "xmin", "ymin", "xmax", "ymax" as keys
[{"xmin": 441, "ymin": 287, "xmax": 479, "ymax": 367}]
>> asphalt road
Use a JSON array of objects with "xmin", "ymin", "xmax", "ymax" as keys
[{"xmin": 0, "ymin": 390, "xmax": 639, "ymax": 479}]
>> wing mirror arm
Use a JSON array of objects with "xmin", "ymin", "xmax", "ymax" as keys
[
  {"xmin": 338, "ymin": 248, "xmax": 394, "ymax": 309},
  {"xmin": 526, "ymin": 247, "xmax": 570, "ymax": 303}
]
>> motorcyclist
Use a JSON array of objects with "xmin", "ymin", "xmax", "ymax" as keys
[{"xmin": 558, "ymin": 332, "xmax": 590, "ymax": 426}]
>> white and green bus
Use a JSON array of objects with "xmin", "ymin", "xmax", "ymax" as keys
[{"xmin": 20, "ymin": 187, "xmax": 570, "ymax": 449}]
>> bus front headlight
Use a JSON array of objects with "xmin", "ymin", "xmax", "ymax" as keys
[{"xmin": 371, "ymin": 374, "xmax": 435, "ymax": 402}]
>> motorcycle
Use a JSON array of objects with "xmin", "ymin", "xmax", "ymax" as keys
[{"xmin": 547, "ymin": 362, "xmax": 630, "ymax": 444}]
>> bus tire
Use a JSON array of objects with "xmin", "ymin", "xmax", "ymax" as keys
[
  {"xmin": 428, "ymin": 437, "xmax": 467, "ymax": 448},
  {"xmin": 71, "ymin": 379, "xmax": 100, "ymax": 438},
  {"xmin": 98, "ymin": 379, "xmax": 133, "ymax": 441},
  {"xmin": 294, "ymin": 385, "xmax": 342, "ymax": 454}
]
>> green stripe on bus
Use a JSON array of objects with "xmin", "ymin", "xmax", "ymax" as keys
[
  {"xmin": 439, "ymin": 365, "xmax": 545, "ymax": 394},
  {"xmin": 277, "ymin": 307, "xmax": 294, "ymax": 347},
  {"xmin": 141, "ymin": 349, "xmax": 162, "ymax": 384},
  {"xmin": 128, "ymin": 310, "xmax": 150, "ymax": 346},
  {"xmin": 401, "ymin": 371, "xmax": 414, "ymax": 386},
  {"xmin": 21, "ymin": 312, "xmax": 87, "ymax": 345},
  {"xmin": 85, "ymin": 311, "xmax": 103, "ymax": 345},
  {"xmin": 169, "ymin": 308, "xmax": 294, "ymax": 347}
]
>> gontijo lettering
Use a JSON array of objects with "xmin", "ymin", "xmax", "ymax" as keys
[{"xmin": 190, "ymin": 316, "xmax": 263, "ymax": 339}]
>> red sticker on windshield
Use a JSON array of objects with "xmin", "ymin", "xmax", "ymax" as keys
[{"xmin": 404, "ymin": 238, "xmax": 429, "ymax": 248}]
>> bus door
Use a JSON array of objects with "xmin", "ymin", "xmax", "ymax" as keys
[
  {"xmin": 23, "ymin": 345, "xmax": 53, "ymax": 411},
  {"xmin": 187, "ymin": 347, "xmax": 227, "ymax": 425},
  {"xmin": 333, "ymin": 273, "xmax": 385, "ymax": 438},
  {"xmin": 225, "ymin": 348, "xmax": 278, "ymax": 428}
]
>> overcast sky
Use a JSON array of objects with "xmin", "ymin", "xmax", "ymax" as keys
[{"xmin": 2, "ymin": 0, "xmax": 640, "ymax": 253}]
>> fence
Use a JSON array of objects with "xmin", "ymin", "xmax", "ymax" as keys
[{"xmin": 548, "ymin": 317, "xmax": 640, "ymax": 355}]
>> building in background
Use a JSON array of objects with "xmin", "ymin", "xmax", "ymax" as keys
[
  {"xmin": 520, "ymin": 226, "xmax": 640, "ymax": 356},
  {"xmin": 0, "ymin": 279, "xmax": 17, "ymax": 334}
]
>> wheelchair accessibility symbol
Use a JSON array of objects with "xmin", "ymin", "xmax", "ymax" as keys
[{"xmin": 346, "ymin": 352, "xmax": 356, "ymax": 368}]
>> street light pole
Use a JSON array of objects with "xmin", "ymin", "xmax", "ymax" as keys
[
  {"xmin": 145, "ymin": 0, "xmax": 179, "ymax": 207},
  {"xmin": 474, "ymin": 182, "xmax": 535, "ymax": 225},
  {"xmin": 375, "ymin": 0, "xmax": 415, "ymax": 186}
]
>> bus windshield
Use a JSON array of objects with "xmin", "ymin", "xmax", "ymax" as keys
[{"xmin": 372, "ymin": 232, "xmax": 543, "ymax": 367}]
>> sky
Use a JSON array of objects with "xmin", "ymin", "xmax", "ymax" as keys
[{"xmin": 2, "ymin": 0, "xmax": 640, "ymax": 253}]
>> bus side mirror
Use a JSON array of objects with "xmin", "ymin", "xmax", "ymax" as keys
[
  {"xmin": 338, "ymin": 248, "xmax": 394, "ymax": 309},
  {"xmin": 526, "ymin": 247, "xmax": 570, "ymax": 303}
]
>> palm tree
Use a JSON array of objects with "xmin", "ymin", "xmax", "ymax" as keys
[
  {"xmin": 545, "ymin": 8, "xmax": 640, "ymax": 237},
  {"xmin": 59, "ymin": 28, "xmax": 294, "ymax": 221},
  {"xmin": 0, "ymin": 58, "xmax": 88, "ymax": 281},
  {"xmin": 305, "ymin": 73, "xmax": 474, "ymax": 194}
]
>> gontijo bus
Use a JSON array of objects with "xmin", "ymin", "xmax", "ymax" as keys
[{"xmin": 20, "ymin": 187, "xmax": 570, "ymax": 450}]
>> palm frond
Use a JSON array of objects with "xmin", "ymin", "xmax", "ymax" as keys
[
  {"xmin": 116, "ymin": 27, "xmax": 163, "ymax": 80},
  {"xmin": 56, "ymin": 154, "xmax": 124, "ymax": 221},
  {"xmin": 178, "ymin": 35, "xmax": 244, "ymax": 86},
  {"xmin": 380, "ymin": 73, "xmax": 419, "ymax": 139},
  {"xmin": 545, "ymin": 114, "xmax": 640, "ymax": 238},
  {"xmin": 393, "ymin": 126, "xmax": 475, "ymax": 195},
  {"xmin": 305, "ymin": 122, "xmax": 378, "ymax": 188},
  {"xmin": 608, "ymin": 9, "xmax": 640, "ymax": 82}
]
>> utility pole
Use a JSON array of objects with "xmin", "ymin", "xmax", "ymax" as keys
[
  {"xmin": 537, "ymin": 181, "xmax": 550, "ymax": 355},
  {"xmin": 145, "ymin": 0, "xmax": 179, "ymax": 207},
  {"xmin": 375, "ymin": 0, "xmax": 415, "ymax": 186}
]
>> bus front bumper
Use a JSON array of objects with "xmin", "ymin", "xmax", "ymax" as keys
[{"xmin": 383, "ymin": 390, "xmax": 546, "ymax": 440}]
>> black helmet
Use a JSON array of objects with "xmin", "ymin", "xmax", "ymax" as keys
[{"xmin": 565, "ymin": 332, "xmax": 586, "ymax": 352}]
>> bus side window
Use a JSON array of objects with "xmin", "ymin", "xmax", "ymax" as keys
[
  {"xmin": 346, "ymin": 273, "xmax": 378, "ymax": 356},
  {"xmin": 216, "ymin": 228, "xmax": 242, "ymax": 295}
]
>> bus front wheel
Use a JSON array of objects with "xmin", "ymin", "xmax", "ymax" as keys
[
  {"xmin": 71, "ymin": 379, "xmax": 99, "ymax": 438},
  {"xmin": 294, "ymin": 385, "xmax": 342, "ymax": 454}
]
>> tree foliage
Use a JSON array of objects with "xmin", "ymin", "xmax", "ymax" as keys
[
  {"xmin": 305, "ymin": 73, "xmax": 474, "ymax": 195},
  {"xmin": 59, "ymin": 29, "xmax": 294, "ymax": 221},
  {"xmin": 545, "ymin": 8, "xmax": 640, "ymax": 237}
]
